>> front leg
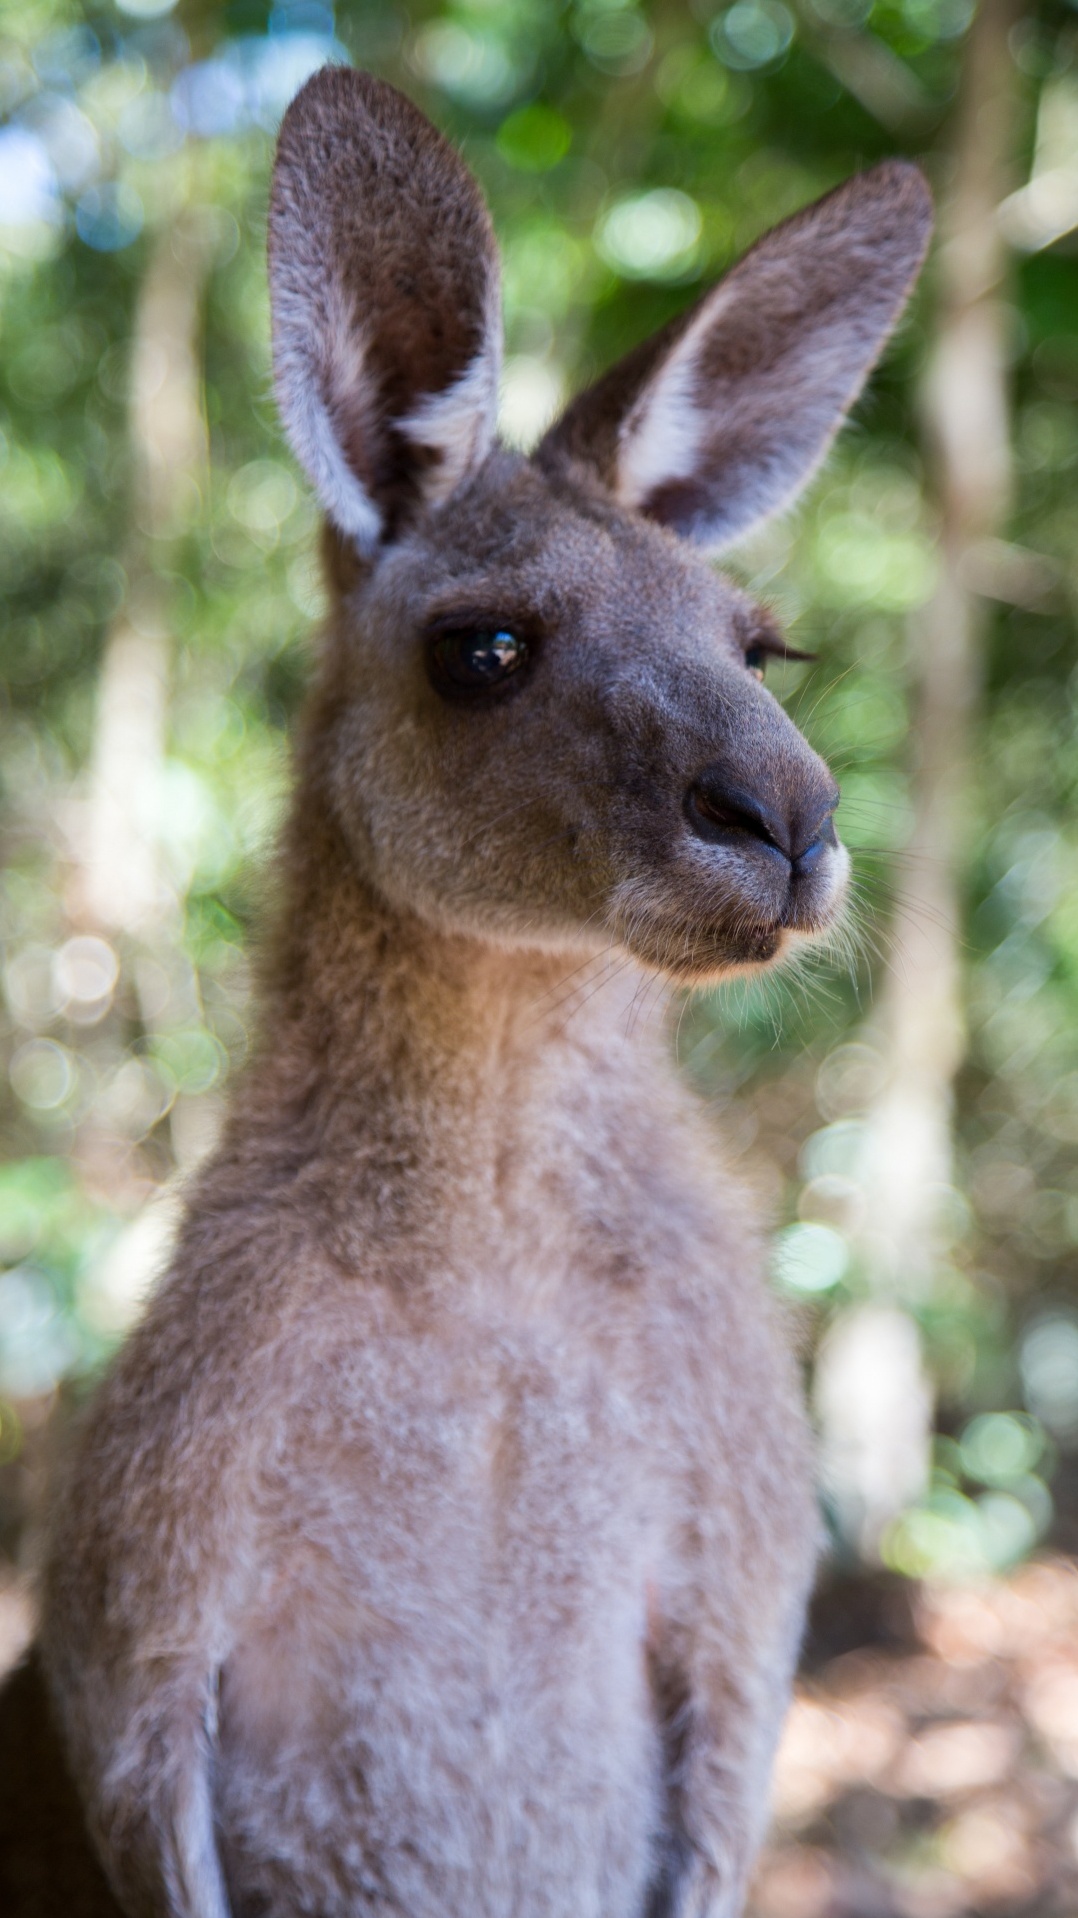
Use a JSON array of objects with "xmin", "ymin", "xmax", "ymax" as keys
[
  {"xmin": 41, "ymin": 1646, "xmax": 231, "ymax": 1918},
  {"xmin": 646, "ymin": 1542, "xmax": 813, "ymax": 1918},
  {"xmin": 36, "ymin": 1237, "xmax": 269, "ymax": 1918},
  {"xmin": 647, "ymin": 1643, "xmax": 794, "ymax": 1918},
  {"xmin": 39, "ymin": 1404, "xmax": 240, "ymax": 1918}
]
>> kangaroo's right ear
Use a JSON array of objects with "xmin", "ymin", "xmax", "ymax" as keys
[{"xmin": 269, "ymin": 66, "xmax": 501, "ymax": 553}]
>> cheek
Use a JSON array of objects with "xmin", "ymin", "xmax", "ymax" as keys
[{"xmin": 327, "ymin": 702, "xmax": 432, "ymax": 879}]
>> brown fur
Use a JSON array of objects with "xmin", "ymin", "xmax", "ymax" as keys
[{"xmin": 17, "ymin": 67, "xmax": 930, "ymax": 1918}]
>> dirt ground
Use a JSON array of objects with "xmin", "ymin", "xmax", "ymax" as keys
[
  {"xmin": 751, "ymin": 1560, "xmax": 1078, "ymax": 1918},
  {"xmin": 2, "ymin": 1555, "xmax": 1076, "ymax": 1915}
]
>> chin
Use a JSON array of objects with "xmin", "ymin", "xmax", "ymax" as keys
[
  {"xmin": 611, "ymin": 860, "xmax": 851, "ymax": 988},
  {"xmin": 613, "ymin": 914, "xmax": 782, "ymax": 986}
]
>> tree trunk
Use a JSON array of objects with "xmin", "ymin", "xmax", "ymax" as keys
[
  {"xmin": 816, "ymin": 0, "xmax": 1020, "ymax": 1559},
  {"xmin": 80, "ymin": 200, "xmax": 217, "ymax": 936}
]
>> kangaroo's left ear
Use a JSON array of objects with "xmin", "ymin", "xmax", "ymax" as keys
[{"xmin": 538, "ymin": 163, "xmax": 932, "ymax": 550}]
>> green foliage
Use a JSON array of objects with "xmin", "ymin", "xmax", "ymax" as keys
[{"xmin": 2, "ymin": 0, "xmax": 1078, "ymax": 1577}]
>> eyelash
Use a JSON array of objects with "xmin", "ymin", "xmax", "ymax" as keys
[{"xmin": 741, "ymin": 633, "xmax": 815, "ymax": 679}]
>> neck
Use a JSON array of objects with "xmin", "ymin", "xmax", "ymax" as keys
[{"xmin": 226, "ymin": 782, "xmax": 673, "ymax": 1241}]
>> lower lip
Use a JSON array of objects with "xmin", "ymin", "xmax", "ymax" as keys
[{"xmin": 724, "ymin": 925, "xmax": 782, "ymax": 964}]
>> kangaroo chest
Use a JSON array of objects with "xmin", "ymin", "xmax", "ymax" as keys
[{"xmin": 216, "ymin": 1296, "xmax": 678, "ymax": 1918}]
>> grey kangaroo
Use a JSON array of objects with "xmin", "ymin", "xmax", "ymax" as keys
[{"xmin": 5, "ymin": 63, "xmax": 931, "ymax": 1918}]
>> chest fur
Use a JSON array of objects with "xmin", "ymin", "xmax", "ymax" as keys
[{"xmin": 215, "ymin": 1313, "xmax": 671, "ymax": 1917}]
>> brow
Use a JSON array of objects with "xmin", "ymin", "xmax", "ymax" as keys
[{"xmin": 423, "ymin": 597, "xmax": 549, "ymax": 639}]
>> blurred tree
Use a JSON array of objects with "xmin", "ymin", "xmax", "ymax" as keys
[
  {"xmin": 82, "ymin": 191, "xmax": 217, "ymax": 936},
  {"xmin": 816, "ymin": 0, "xmax": 1023, "ymax": 1558}
]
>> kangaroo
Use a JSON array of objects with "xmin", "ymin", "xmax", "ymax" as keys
[{"xmin": 19, "ymin": 65, "xmax": 931, "ymax": 1918}]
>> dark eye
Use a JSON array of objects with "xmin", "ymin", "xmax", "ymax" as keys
[
  {"xmin": 744, "ymin": 643, "xmax": 766, "ymax": 680},
  {"xmin": 428, "ymin": 627, "xmax": 529, "ymax": 699}
]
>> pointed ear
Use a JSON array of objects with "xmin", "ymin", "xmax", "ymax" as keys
[
  {"xmin": 268, "ymin": 66, "xmax": 502, "ymax": 552},
  {"xmin": 539, "ymin": 163, "xmax": 932, "ymax": 550}
]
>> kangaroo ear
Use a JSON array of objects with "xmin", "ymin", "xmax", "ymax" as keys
[
  {"xmin": 269, "ymin": 66, "xmax": 501, "ymax": 552},
  {"xmin": 539, "ymin": 164, "xmax": 932, "ymax": 550}
]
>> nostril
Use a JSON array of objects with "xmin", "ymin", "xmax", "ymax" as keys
[
  {"xmin": 792, "ymin": 836, "xmax": 828, "ymax": 878},
  {"xmin": 686, "ymin": 772, "xmax": 840, "ymax": 865},
  {"xmin": 791, "ymin": 792, "xmax": 839, "ymax": 863},
  {"xmin": 685, "ymin": 777, "xmax": 791, "ymax": 856}
]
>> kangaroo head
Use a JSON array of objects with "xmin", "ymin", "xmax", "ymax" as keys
[{"xmin": 269, "ymin": 66, "xmax": 931, "ymax": 984}]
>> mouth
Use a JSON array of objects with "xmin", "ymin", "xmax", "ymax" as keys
[
  {"xmin": 623, "ymin": 916, "xmax": 785, "ymax": 985},
  {"xmin": 608, "ymin": 841, "xmax": 850, "ymax": 985}
]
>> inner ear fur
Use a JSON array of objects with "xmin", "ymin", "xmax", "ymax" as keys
[
  {"xmin": 269, "ymin": 66, "xmax": 502, "ymax": 552},
  {"xmin": 538, "ymin": 162, "xmax": 933, "ymax": 550}
]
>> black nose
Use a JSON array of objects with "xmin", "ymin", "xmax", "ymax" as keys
[{"xmin": 685, "ymin": 770, "xmax": 838, "ymax": 871}]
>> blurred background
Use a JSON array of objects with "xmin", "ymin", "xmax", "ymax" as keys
[{"xmin": 2, "ymin": 0, "xmax": 1078, "ymax": 1909}]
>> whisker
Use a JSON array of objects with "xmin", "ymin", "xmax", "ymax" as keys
[
  {"xmin": 528, "ymin": 942, "xmax": 618, "ymax": 1013},
  {"xmin": 551, "ymin": 955, "xmax": 635, "ymax": 1040},
  {"xmin": 536, "ymin": 951, "xmax": 623, "ymax": 1029},
  {"xmin": 456, "ymin": 791, "xmax": 557, "ymax": 853}
]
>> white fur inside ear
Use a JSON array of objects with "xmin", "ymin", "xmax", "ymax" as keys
[
  {"xmin": 400, "ymin": 329, "xmax": 501, "ymax": 508},
  {"xmin": 615, "ymin": 288, "xmax": 732, "ymax": 518},
  {"xmin": 272, "ymin": 281, "xmax": 384, "ymax": 554},
  {"xmin": 611, "ymin": 269, "xmax": 888, "ymax": 549}
]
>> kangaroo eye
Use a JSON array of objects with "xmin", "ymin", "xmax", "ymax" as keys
[
  {"xmin": 744, "ymin": 644, "xmax": 766, "ymax": 681},
  {"xmin": 428, "ymin": 628, "xmax": 529, "ymax": 699}
]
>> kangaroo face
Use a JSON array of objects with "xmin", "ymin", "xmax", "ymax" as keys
[
  {"xmin": 270, "ymin": 68, "xmax": 930, "ymax": 985},
  {"xmin": 323, "ymin": 453, "xmax": 844, "ymax": 983}
]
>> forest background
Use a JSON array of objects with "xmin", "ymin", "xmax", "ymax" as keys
[{"xmin": 3, "ymin": 0, "xmax": 1078, "ymax": 1910}]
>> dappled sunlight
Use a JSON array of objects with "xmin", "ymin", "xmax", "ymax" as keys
[{"xmin": 753, "ymin": 1561, "xmax": 1078, "ymax": 1918}]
